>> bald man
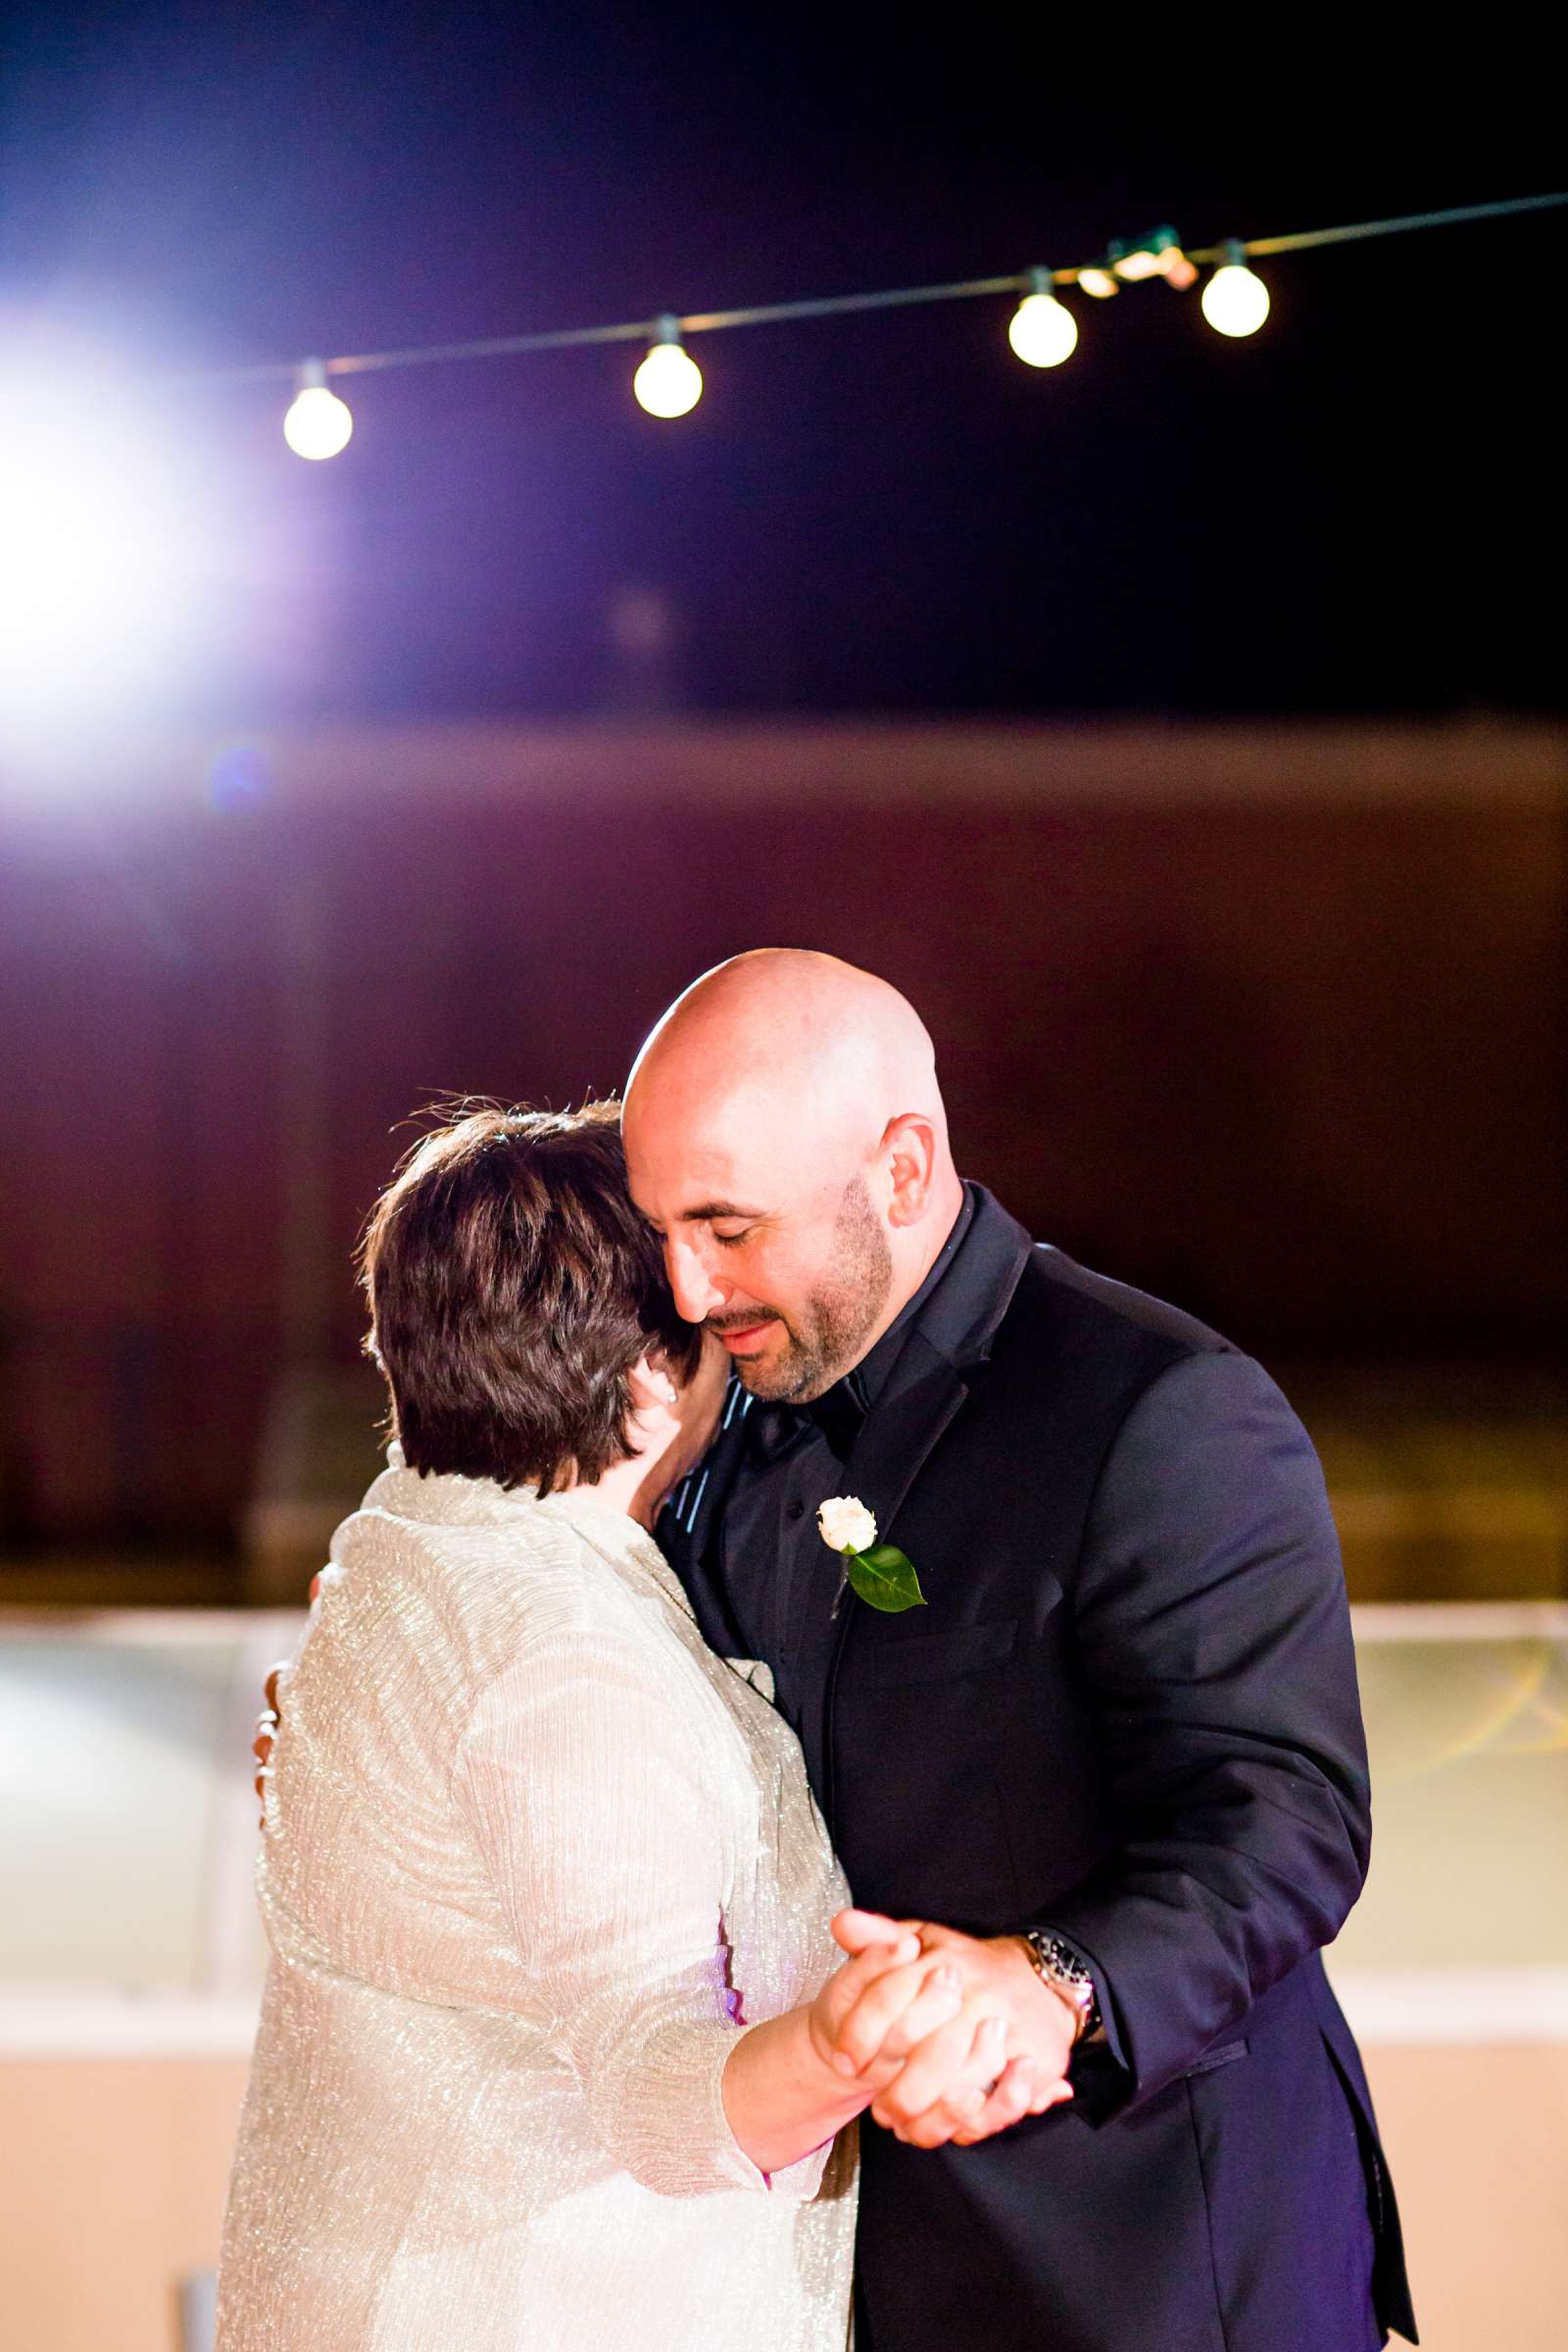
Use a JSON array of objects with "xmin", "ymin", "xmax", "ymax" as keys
[{"xmin": 624, "ymin": 951, "xmax": 1415, "ymax": 2352}]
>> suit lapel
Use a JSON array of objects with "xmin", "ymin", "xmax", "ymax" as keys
[
  {"xmin": 812, "ymin": 1347, "xmax": 969, "ymax": 1826},
  {"xmin": 840, "ymin": 1345, "xmax": 970, "ymax": 1550},
  {"xmin": 844, "ymin": 1193, "xmax": 1034, "ymax": 1551}
]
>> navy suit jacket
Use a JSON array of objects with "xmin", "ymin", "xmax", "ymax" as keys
[{"xmin": 666, "ymin": 1191, "xmax": 1416, "ymax": 2352}]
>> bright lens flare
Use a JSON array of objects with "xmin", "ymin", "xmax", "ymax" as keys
[
  {"xmin": 1201, "ymin": 263, "xmax": 1271, "ymax": 338},
  {"xmin": 633, "ymin": 338, "xmax": 703, "ymax": 419},
  {"xmin": 1007, "ymin": 292, "xmax": 1079, "ymax": 368},
  {"xmin": 283, "ymin": 381, "xmax": 354, "ymax": 459},
  {"xmin": 0, "ymin": 376, "xmax": 202, "ymax": 721}
]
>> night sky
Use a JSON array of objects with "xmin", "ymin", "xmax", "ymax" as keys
[{"xmin": 2, "ymin": 7, "xmax": 1563, "ymax": 725}]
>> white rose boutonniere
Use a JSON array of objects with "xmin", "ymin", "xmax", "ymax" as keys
[{"xmin": 816, "ymin": 1495, "xmax": 927, "ymax": 1614}]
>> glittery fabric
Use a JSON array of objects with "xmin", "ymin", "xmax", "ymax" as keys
[{"xmin": 218, "ymin": 1466, "xmax": 857, "ymax": 2351}]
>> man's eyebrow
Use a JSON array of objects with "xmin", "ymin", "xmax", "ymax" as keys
[{"xmin": 678, "ymin": 1200, "xmax": 765, "ymax": 1224}]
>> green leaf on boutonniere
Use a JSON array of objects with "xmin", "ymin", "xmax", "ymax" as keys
[{"xmin": 845, "ymin": 1542, "xmax": 927, "ymax": 1614}]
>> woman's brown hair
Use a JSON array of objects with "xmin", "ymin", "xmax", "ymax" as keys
[{"xmin": 359, "ymin": 1102, "xmax": 701, "ymax": 1494}]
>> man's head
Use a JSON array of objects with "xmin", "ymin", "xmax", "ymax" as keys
[{"xmin": 622, "ymin": 951, "xmax": 965, "ymax": 1401}]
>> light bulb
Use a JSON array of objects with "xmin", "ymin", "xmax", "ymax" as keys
[
  {"xmin": 1111, "ymin": 226, "xmax": 1185, "ymax": 284},
  {"xmin": 283, "ymin": 362, "xmax": 353, "ymax": 459},
  {"xmin": 633, "ymin": 320, "xmax": 702, "ymax": 418},
  {"xmin": 1201, "ymin": 254, "xmax": 1270, "ymax": 338},
  {"xmin": 1008, "ymin": 289, "xmax": 1078, "ymax": 369},
  {"xmin": 1077, "ymin": 268, "xmax": 1119, "ymax": 300}
]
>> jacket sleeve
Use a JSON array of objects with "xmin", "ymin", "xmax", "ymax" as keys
[
  {"xmin": 453, "ymin": 1623, "xmax": 832, "ymax": 2200},
  {"xmin": 1037, "ymin": 1348, "xmax": 1371, "ymax": 2119}
]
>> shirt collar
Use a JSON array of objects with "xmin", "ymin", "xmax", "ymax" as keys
[
  {"xmin": 849, "ymin": 1182, "xmax": 978, "ymax": 1410},
  {"xmin": 712, "ymin": 1182, "xmax": 1032, "ymax": 1474}
]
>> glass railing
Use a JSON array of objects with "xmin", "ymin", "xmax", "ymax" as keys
[
  {"xmin": 0, "ymin": 1612, "xmax": 290, "ymax": 2049},
  {"xmin": 3, "ymin": 1602, "xmax": 1565, "ymax": 2049}
]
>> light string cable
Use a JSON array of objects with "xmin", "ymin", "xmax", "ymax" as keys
[{"xmin": 172, "ymin": 188, "xmax": 1568, "ymax": 405}]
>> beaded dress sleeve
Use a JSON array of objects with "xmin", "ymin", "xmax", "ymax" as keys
[{"xmin": 454, "ymin": 1623, "xmax": 833, "ymax": 2200}]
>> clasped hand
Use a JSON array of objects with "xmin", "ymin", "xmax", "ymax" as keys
[
  {"xmin": 811, "ymin": 1908, "xmax": 1077, "ymax": 2149},
  {"xmin": 254, "ymin": 1668, "xmax": 1075, "ymax": 2152}
]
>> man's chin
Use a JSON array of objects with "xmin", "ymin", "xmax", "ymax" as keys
[
  {"xmin": 736, "ymin": 1350, "xmax": 832, "ymax": 1405},
  {"xmin": 726, "ymin": 1336, "xmax": 808, "ymax": 1401}
]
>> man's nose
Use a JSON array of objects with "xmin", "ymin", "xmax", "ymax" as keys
[{"xmin": 665, "ymin": 1234, "xmax": 722, "ymax": 1324}]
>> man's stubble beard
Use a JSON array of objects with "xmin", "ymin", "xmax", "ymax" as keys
[{"xmin": 736, "ymin": 1173, "xmax": 895, "ymax": 1404}]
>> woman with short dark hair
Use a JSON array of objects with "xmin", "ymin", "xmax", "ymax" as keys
[
  {"xmin": 217, "ymin": 1106, "xmax": 973, "ymax": 2351},
  {"xmin": 361, "ymin": 1102, "xmax": 703, "ymax": 1495}
]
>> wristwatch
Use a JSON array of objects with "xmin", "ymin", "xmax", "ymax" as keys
[{"xmin": 1021, "ymin": 1931, "xmax": 1102, "ymax": 2044}]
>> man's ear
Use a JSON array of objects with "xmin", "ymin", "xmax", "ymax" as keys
[{"xmin": 880, "ymin": 1113, "xmax": 938, "ymax": 1227}]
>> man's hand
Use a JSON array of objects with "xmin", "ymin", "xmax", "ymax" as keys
[
  {"xmin": 252, "ymin": 1666, "xmax": 283, "ymax": 1822},
  {"xmin": 252, "ymin": 1639, "xmax": 303, "ymax": 1824},
  {"xmin": 253, "ymin": 1572, "xmax": 323, "ymax": 1820},
  {"xmin": 829, "ymin": 1910, "xmax": 1078, "ymax": 2148}
]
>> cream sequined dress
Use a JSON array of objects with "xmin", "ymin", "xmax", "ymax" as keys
[{"xmin": 218, "ymin": 1460, "xmax": 857, "ymax": 2351}]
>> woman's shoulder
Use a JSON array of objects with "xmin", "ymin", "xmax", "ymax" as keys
[{"xmin": 328, "ymin": 1465, "xmax": 675, "ymax": 1671}]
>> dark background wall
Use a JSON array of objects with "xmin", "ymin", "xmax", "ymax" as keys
[{"xmin": 2, "ymin": 717, "xmax": 1561, "ymax": 1550}]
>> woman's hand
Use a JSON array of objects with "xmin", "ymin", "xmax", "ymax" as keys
[
  {"xmin": 823, "ymin": 1909, "xmax": 1076, "ymax": 2149},
  {"xmin": 807, "ymin": 1917, "xmax": 968, "ymax": 2089},
  {"xmin": 723, "ymin": 1915, "xmax": 1019, "ymax": 2174},
  {"xmin": 722, "ymin": 1916, "xmax": 954, "ymax": 2174}
]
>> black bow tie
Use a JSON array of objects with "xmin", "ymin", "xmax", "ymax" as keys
[
  {"xmin": 807, "ymin": 1380, "xmax": 869, "ymax": 1461},
  {"xmin": 746, "ymin": 1377, "xmax": 867, "ymax": 1468}
]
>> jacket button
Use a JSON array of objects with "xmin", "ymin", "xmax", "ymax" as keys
[{"xmin": 787, "ymin": 1498, "xmax": 806, "ymax": 1521}]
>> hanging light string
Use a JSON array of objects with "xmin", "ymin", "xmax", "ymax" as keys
[
  {"xmin": 198, "ymin": 190, "xmax": 1568, "ymax": 396},
  {"xmin": 209, "ymin": 187, "xmax": 1568, "ymax": 449},
  {"xmin": 1229, "ymin": 191, "xmax": 1568, "ymax": 259}
]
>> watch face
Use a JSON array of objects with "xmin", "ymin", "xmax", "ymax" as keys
[
  {"xmin": 1029, "ymin": 1935, "xmax": 1099, "ymax": 2032},
  {"xmin": 1036, "ymin": 1935, "xmax": 1084, "ymax": 1984}
]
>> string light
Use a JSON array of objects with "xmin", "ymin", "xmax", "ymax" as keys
[
  {"xmin": 1007, "ymin": 270, "xmax": 1078, "ymax": 368},
  {"xmin": 633, "ymin": 318, "xmax": 703, "ymax": 418},
  {"xmin": 1106, "ymin": 227, "xmax": 1183, "ymax": 288},
  {"xmin": 283, "ymin": 359, "xmax": 354, "ymax": 460},
  {"xmin": 1110, "ymin": 239, "xmax": 1163, "ymax": 282},
  {"xmin": 146, "ymin": 191, "xmax": 1562, "ymax": 431},
  {"xmin": 1201, "ymin": 242, "xmax": 1272, "ymax": 338}
]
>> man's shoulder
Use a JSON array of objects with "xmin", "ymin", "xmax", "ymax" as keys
[
  {"xmin": 915, "ymin": 1233, "xmax": 1280, "ymax": 1539},
  {"xmin": 1011, "ymin": 1243, "xmax": 1234, "ymax": 1360},
  {"xmin": 969, "ymin": 1240, "xmax": 1240, "ymax": 1435},
  {"xmin": 957, "ymin": 1189, "xmax": 1232, "ymax": 1372}
]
